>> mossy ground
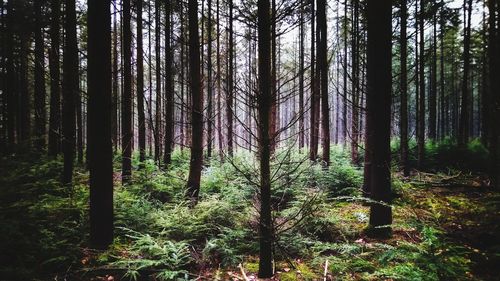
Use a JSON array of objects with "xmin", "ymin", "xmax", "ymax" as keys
[{"xmin": 1, "ymin": 147, "xmax": 499, "ymax": 280}]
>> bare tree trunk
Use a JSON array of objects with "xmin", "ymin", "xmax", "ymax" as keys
[
  {"xmin": 207, "ymin": 0, "xmax": 213, "ymax": 159},
  {"xmin": 137, "ymin": 0, "xmax": 146, "ymax": 163},
  {"xmin": 317, "ymin": 0, "xmax": 329, "ymax": 165},
  {"xmin": 400, "ymin": 0, "xmax": 409, "ymax": 176},
  {"xmin": 226, "ymin": 0, "xmax": 234, "ymax": 157},
  {"xmin": 186, "ymin": 0, "xmax": 204, "ymax": 203},
  {"xmin": 154, "ymin": 0, "xmax": 162, "ymax": 162},
  {"xmin": 366, "ymin": 0, "xmax": 392, "ymax": 236},
  {"xmin": 88, "ymin": 0, "xmax": 113, "ymax": 249},
  {"xmin": 121, "ymin": 0, "xmax": 132, "ymax": 183},
  {"xmin": 257, "ymin": 0, "xmax": 273, "ymax": 277},
  {"xmin": 48, "ymin": 0, "xmax": 61, "ymax": 156},
  {"xmin": 34, "ymin": 0, "xmax": 46, "ymax": 149},
  {"xmin": 417, "ymin": 0, "xmax": 425, "ymax": 168},
  {"xmin": 164, "ymin": 0, "xmax": 174, "ymax": 166},
  {"xmin": 62, "ymin": 0, "xmax": 78, "ymax": 185},
  {"xmin": 459, "ymin": 0, "xmax": 473, "ymax": 146}
]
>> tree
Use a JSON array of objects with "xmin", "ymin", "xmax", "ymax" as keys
[
  {"xmin": 400, "ymin": 0, "xmax": 409, "ymax": 176},
  {"xmin": 417, "ymin": 0, "xmax": 425, "ymax": 168},
  {"xmin": 366, "ymin": 0, "xmax": 392, "ymax": 236},
  {"xmin": 122, "ymin": 0, "xmax": 132, "ymax": 183},
  {"xmin": 309, "ymin": 0, "xmax": 319, "ymax": 161},
  {"xmin": 298, "ymin": 0, "xmax": 305, "ymax": 149},
  {"xmin": 87, "ymin": 0, "xmax": 113, "ymax": 249},
  {"xmin": 62, "ymin": 0, "xmax": 78, "ymax": 186},
  {"xmin": 154, "ymin": 0, "xmax": 162, "ymax": 162},
  {"xmin": 257, "ymin": 0, "xmax": 273, "ymax": 276},
  {"xmin": 34, "ymin": 0, "xmax": 46, "ymax": 150},
  {"xmin": 164, "ymin": 0, "xmax": 174, "ymax": 166},
  {"xmin": 487, "ymin": 0, "xmax": 499, "ymax": 188},
  {"xmin": 318, "ymin": 0, "xmax": 329, "ymax": 165},
  {"xmin": 227, "ymin": 0, "xmax": 234, "ymax": 157},
  {"xmin": 186, "ymin": 0, "xmax": 204, "ymax": 203},
  {"xmin": 351, "ymin": 0, "xmax": 360, "ymax": 163},
  {"xmin": 48, "ymin": 0, "xmax": 61, "ymax": 156},
  {"xmin": 137, "ymin": 0, "xmax": 146, "ymax": 164},
  {"xmin": 207, "ymin": 0, "xmax": 214, "ymax": 159},
  {"xmin": 458, "ymin": 0, "xmax": 473, "ymax": 146}
]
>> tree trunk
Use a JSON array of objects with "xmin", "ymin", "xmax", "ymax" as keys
[
  {"xmin": 164, "ymin": 0, "xmax": 174, "ymax": 166},
  {"xmin": 186, "ymin": 0, "xmax": 204, "ymax": 203},
  {"xmin": 122, "ymin": 0, "xmax": 132, "ymax": 183},
  {"xmin": 317, "ymin": 0, "xmax": 329, "ymax": 166},
  {"xmin": 154, "ymin": 0, "xmax": 162, "ymax": 162},
  {"xmin": 429, "ymin": 15, "xmax": 437, "ymax": 141},
  {"xmin": 366, "ymin": 0, "xmax": 392, "ymax": 236},
  {"xmin": 112, "ymin": 4, "xmax": 119, "ymax": 151},
  {"xmin": 458, "ymin": 0, "xmax": 473, "ymax": 146},
  {"xmin": 351, "ymin": 0, "xmax": 359, "ymax": 163},
  {"xmin": 417, "ymin": 0, "xmax": 425, "ymax": 168},
  {"xmin": 34, "ymin": 0, "xmax": 46, "ymax": 149},
  {"xmin": 227, "ymin": 0, "xmax": 234, "ymax": 157},
  {"xmin": 257, "ymin": 0, "xmax": 273, "ymax": 277},
  {"xmin": 88, "ymin": 0, "xmax": 114, "ymax": 249},
  {"xmin": 309, "ymin": 0, "xmax": 318, "ymax": 161},
  {"xmin": 400, "ymin": 0, "xmax": 409, "ymax": 176},
  {"xmin": 62, "ymin": 0, "xmax": 78, "ymax": 186},
  {"xmin": 48, "ymin": 0, "xmax": 61, "ymax": 156},
  {"xmin": 137, "ymin": 0, "xmax": 146, "ymax": 163},
  {"xmin": 298, "ymin": 0, "xmax": 305, "ymax": 149},
  {"xmin": 207, "ymin": 0, "xmax": 213, "ymax": 159}
]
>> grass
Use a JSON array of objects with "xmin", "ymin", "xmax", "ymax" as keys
[{"xmin": 0, "ymin": 141, "xmax": 498, "ymax": 280}]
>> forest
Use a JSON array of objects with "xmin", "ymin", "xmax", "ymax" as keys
[{"xmin": 0, "ymin": 0, "xmax": 499, "ymax": 280}]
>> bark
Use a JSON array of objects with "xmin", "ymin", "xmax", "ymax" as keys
[
  {"xmin": 112, "ymin": 5, "xmax": 119, "ymax": 150},
  {"xmin": 298, "ymin": 0, "xmax": 305, "ymax": 149},
  {"xmin": 34, "ymin": 0, "xmax": 46, "ymax": 149},
  {"xmin": 366, "ymin": 0, "xmax": 392, "ymax": 236},
  {"xmin": 62, "ymin": 0, "xmax": 78, "ymax": 186},
  {"xmin": 154, "ymin": 0, "xmax": 162, "ymax": 162},
  {"xmin": 351, "ymin": 0, "xmax": 359, "ymax": 163},
  {"xmin": 257, "ymin": 0, "xmax": 273, "ymax": 277},
  {"xmin": 317, "ymin": 0, "xmax": 329, "ymax": 165},
  {"xmin": 227, "ymin": 0, "xmax": 234, "ymax": 157},
  {"xmin": 207, "ymin": 0, "xmax": 213, "ymax": 158},
  {"xmin": 429, "ymin": 15, "xmax": 437, "ymax": 141},
  {"xmin": 88, "ymin": 0, "xmax": 114, "ymax": 249},
  {"xmin": 122, "ymin": 0, "xmax": 132, "ymax": 182},
  {"xmin": 137, "ymin": 0, "xmax": 146, "ymax": 163},
  {"xmin": 186, "ymin": 0, "xmax": 204, "ymax": 203},
  {"xmin": 400, "ymin": 0, "xmax": 409, "ymax": 176},
  {"xmin": 164, "ymin": 0, "xmax": 174, "ymax": 166},
  {"xmin": 458, "ymin": 0, "xmax": 473, "ymax": 146},
  {"xmin": 48, "ymin": 0, "xmax": 61, "ymax": 156},
  {"xmin": 309, "ymin": 0, "xmax": 318, "ymax": 161},
  {"xmin": 417, "ymin": 0, "xmax": 425, "ymax": 168}
]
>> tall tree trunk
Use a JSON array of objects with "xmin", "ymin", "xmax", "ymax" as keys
[
  {"xmin": 137, "ymin": 0, "xmax": 146, "ymax": 163},
  {"xmin": 186, "ymin": 0, "xmax": 204, "ymax": 203},
  {"xmin": 400, "ymin": 0, "xmax": 409, "ymax": 176},
  {"xmin": 298, "ymin": 0, "xmax": 305, "ymax": 149},
  {"xmin": 458, "ymin": 0, "xmax": 473, "ymax": 146},
  {"xmin": 417, "ymin": 0, "xmax": 425, "ymax": 168},
  {"xmin": 216, "ymin": 0, "xmax": 223, "ymax": 158},
  {"xmin": 34, "ymin": 0, "xmax": 46, "ymax": 149},
  {"xmin": 88, "ymin": 0, "xmax": 113, "ymax": 249},
  {"xmin": 76, "ymin": 78, "xmax": 83, "ymax": 163},
  {"xmin": 309, "ymin": 0, "xmax": 318, "ymax": 161},
  {"xmin": 48, "ymin": 0, "xmax": 61, "ymax": 156},
  {"xmin": 351, "ymin": 0, "xmax": 359, "ymax": 163},
  {"xmin": 343, "ymin": 0, "xmax": 348, "ymax": 146},
  {"xmin": 154, "ymin": 0, "xmax": 162, "ymax": 162},
  {"xmin": 429, "ymin": 15, "xmax": 437, "ymax": 141},
  {"xmin": 257, "ymin": 0, "xmax": 273, "ymax": 277},
  {"xmin": 122, "ymin": 0, "xmax": 132, "ymax": 182},
  {"xmin": 112, "ymin": 4, "xmax": 119, "ymax": 151},
  {"xmin": 164, "ymin": 0, "xmax": 174, "ymax": 166},
  {"xmin": 366, "ymin": 0, "xmax": 392, "ymax": 236},
  {"xmin": 207, "ymin": 0, "xmax": 213, "ymax": 158},
  {"xmin": 62, "ymin": 0, "xmax": 78, "ymax": 185},
  {"xmin": 487, "ymin": 0, "xmax": 499, "ymax": 188},
  {"xmin": 226, "ymin": 0, "xmax": 234, "ymax": 157},
  {"xmin": 317, "ymin": 0, "xmax": 329, "ymax": 165},
  {"xmin": 5, "ymin": 0, "xmax": 16, "ymax": 150},
  {"xmin": 439, "ymin": 2, "xmax": 445, "ymax": 140}
]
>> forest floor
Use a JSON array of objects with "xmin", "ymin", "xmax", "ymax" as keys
[{"xmin": 1, "ymin": 149, "xmax": 499, "ymax": 281}]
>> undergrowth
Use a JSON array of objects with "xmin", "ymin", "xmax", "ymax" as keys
[{"xmin": 1, "ymin": 142, "xmax": 493, "ymax": 280}]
